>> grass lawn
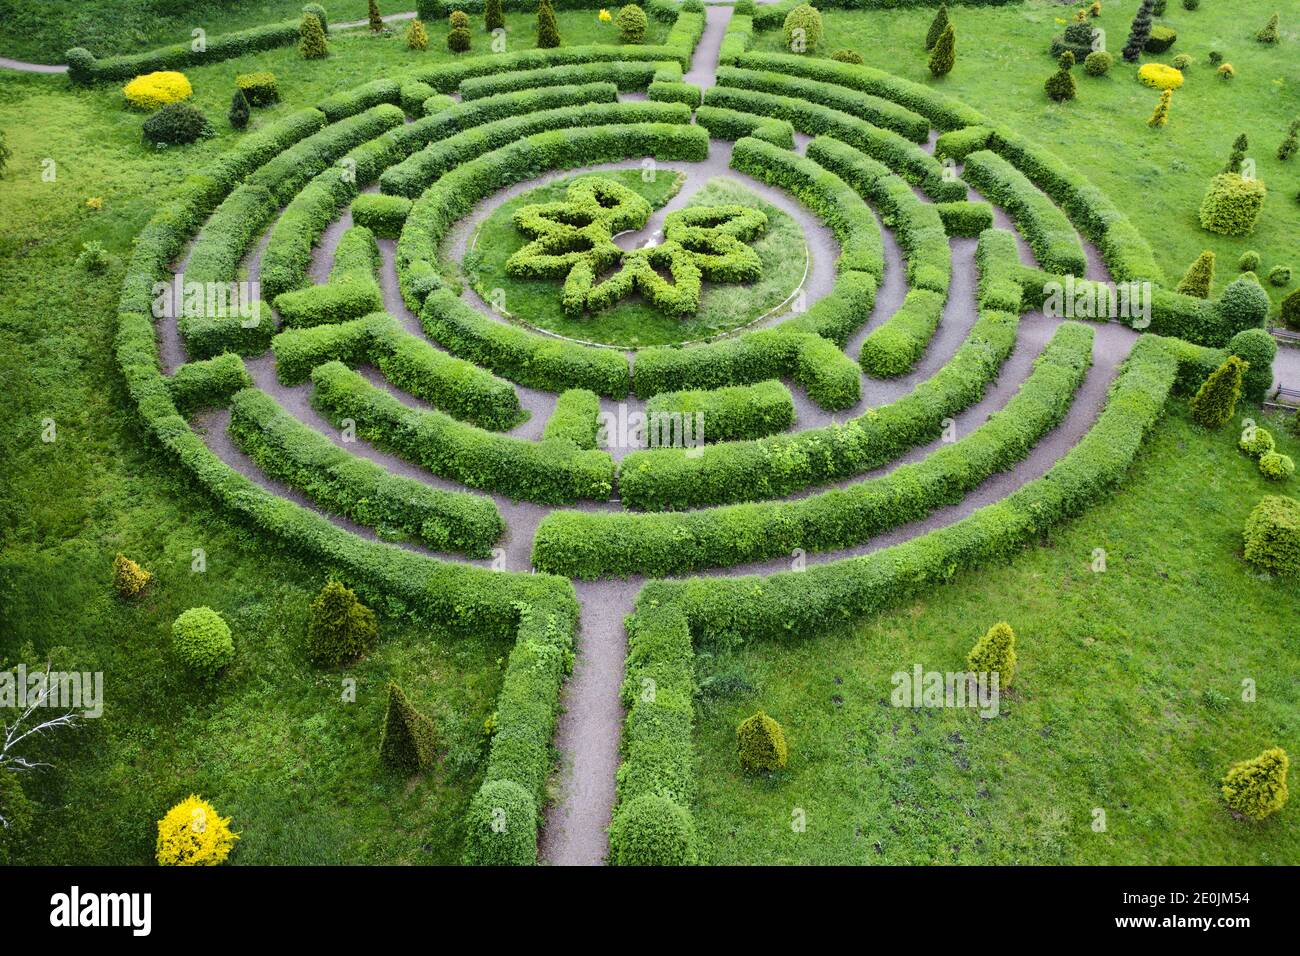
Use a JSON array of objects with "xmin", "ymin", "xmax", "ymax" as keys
[
  {"xmin": 754, "ymin": 0, "xmax": 1300, "ymax": 311},
  {"xmin": 464, "ymin": 173, "xmax": 808, "ymax": 347},
  {"xmin": 691, "ymin": 402, "xmax": 1300, "ymax": 865},
  {"xmin": 0, "ymin": 16, "xmax": 631, "ymax": 865}
]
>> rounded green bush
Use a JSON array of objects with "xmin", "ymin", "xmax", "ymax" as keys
[
  {"xmin": 1243, "ymin": 495, "xmax": 1300, "ymax": 575},
  {"xmin": 1084, "ymin": 50, "xmax": 1113, "ymax": 76},
  {"xmin": 1268, "ymin": 264, "xmax": 1292, "ymax": 287},
  {"xmin": 1259, "ymin": 452, "xmax": 1296, "ymax": 481},
  {"xmin": 142, "ymin": 103, "xmax": 214, "ymax": 146},
  {"xmin": 616, "ymin": 4, "xmax": 647, "ymax": 44},
  {"xmin": 1222, "ymin": 747, "xmax": 1289, "ymax": 819},
  {"xmin": 461, "ymin": 779, "xmax": 536, "ymax": 865},
  {"xmin": 1216, "ymin": 275, "xmax": 1271, "ymax": 335},
  {"xmin": 171, "ymin": 606, "xmax": 234, "ymax": 679},
  {"xmin": 1228, "ymin": 328, "xmax": 1278, "ymax": 403},
  {"xmin": 1171, "ymin": 53, "xmax": 1193, "ymax": 70},
  {"xmin": 783, "ymin": 4, "xmax": 823, "ymax": 53},
  {"xmin": 608, "ymin": 795, "xmax": 697, "ymax": 865},
  {"xmin": 447, "ymin": 26, "xmax": 471, "ymax": 52},
  {"xmin": 1239, "ymin": 425, "xmax": 1275, "ymax": 459},
  {"xmin": 1238, "ymin": 250, "xmax": 1261, "ymax": 272},
  {"xmin": 831, "ymin": 48, "xmax": 864, "ymax": 65}
]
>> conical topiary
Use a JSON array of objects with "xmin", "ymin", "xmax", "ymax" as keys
[
  {"xmin": 1278, "ymin": 119, "xmax": 1299, "ymax": 162},
  {"xmin": 1223, "ymin": 132, "xmax": 1248, "ymax": 174},
  {"xmin": 537, "ymin": 0, "xmax": 561, "ymax": 48},
  {"xmin": 228, "ymin": 87, "xmax": 250, "ymax": 129},
  {"xmin": 306, "ymin": 579, "xmax": 378, "ymax": 666},
  {"xmin": 368, "ymin": 0, "xmax": 384, "ymax": 31},
  {"xmin": 1222, "ymin": 747, "xmax": 1289, "ymax": 819},
  {"xmin": 1189, "ymin": 355, "xmax": 1246, "ymax": 428},
  {"xmin": 1045, "ymin": 51, "xmax": 1077, "ymax": 102},
  {"xmin": 299, "ymin": 11, "xmax": 329, "ymax": 58},
  {"xmin": 925, "ymin": 3, "xmax": 950, "ymax": 51},
  {"xmin": 406, "ymin": 17, "xmax": 428, "ymax": 50},
  {"xmin": 929, "ymin": 23, "xmax": 956, "ymax": 78},
  {"xmin": 485, "ymin": 0, "xmax": 505, "ymax": 32},
  {"xmin": 737, "ymin": 711, "xmax": 788, "ymax": 771},
  {"xmin": 1122, "ymin": 0, "xmax": 1155, "ymax": 62},
  {"xmin": 1175, "ymin": 250, "xmax": 1215, "ymax": 297},
  {"xmin": 967, "ymin": 621, "xmax": 1017, "ymax": 687},
  {"xmin": 1255, "ymin": 12, "xmax": 1279, "ymax": 44},
  {"xmin": 379, "ymin": 682, "xmax": 436, "ymax": 771}
]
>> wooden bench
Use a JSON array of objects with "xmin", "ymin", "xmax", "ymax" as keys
[{"xmin": 1268, "ymin": 325, "xmax": 1300, "ymax": 346}]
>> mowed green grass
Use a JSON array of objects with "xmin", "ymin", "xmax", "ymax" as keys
[
  {"xmin": 692, "ymin": 403, "xmax": 1300, "ymax": 865},
  {"xmin": 464, "ymin": 174, "xmax": 808, "ymax": 347},
  {"xmin": 755, "ymin": 0, "xmax": 1300, "ymax": 310},
  {"xmin": 0, "ymin": 20, "xmax": 633, "ymax": 865}
]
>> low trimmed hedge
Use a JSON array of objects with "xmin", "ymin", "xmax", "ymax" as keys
[
  {"xmin": 706, "ymin": 86, "xmax": 963, "ymax": 203},
  {"xmin": 536, "ymin": 322, "xmax": 1094, "ymax": 578},
  {"xmin": 934, "ymin": 125, "xmax": 993, "ymax": 162},
  {"xmin": 694, "ymin": 106, "xmax": 795, "ymax": 148},
  {"xmin": 936, "ymin": 200, "xmax": 994, "ymax": 237},
  {"xmin": 420, "ymin": 289, "xmax": 632, "ymax": 398},
  {"xmin": 351, "ymin": 193, "xmax": 412, "ymax": 239},
  {"xmin": 458, "ymin": 61, "xmax": 670, "ymax": 101},
  {"xmin": 166, "ymin": 353, "xmax": 252, "ymax": 415},
  {"xmin": 714, "ymin": 65, "xmax": 930, "ymax": 143},
  {"xmin": 645, "ymin": 380, "xmax": 795, "ymax": 444},
  {"xmin": 274, "ymin": 279, "xmax": 384, "ymax": 328},
  {"xmin": 309, "ymin": 361, "xmax": 614, "ymax": 504},
  {"xmin": 963, "ymin": 150, "xmax": 1088, "ymax": 277},
  {"xmin": 228, "ymin": 387, "xmax": 505, "ymax": 556},
  {"xmin": 860, "ymin": 288, "xmax": 946, "ymax": 377},
  {"xmin": 647, "ymin": 81, "xmax": 702, "ymax": 108},
  {"xmin": 718, "ymin": 13, "xmax": 754, "ymax": 65},
  {"xmin": 543, "ymin": 389, "xmax": 602, "ymax": 449},
  {"xmin": 272, "ymin": 312, "xmax": 526, "ymax": 430}
]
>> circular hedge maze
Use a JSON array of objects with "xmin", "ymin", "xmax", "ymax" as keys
[{"xmin": 115, "ymin": 3, "xmax": 1282, "ymax": 866}]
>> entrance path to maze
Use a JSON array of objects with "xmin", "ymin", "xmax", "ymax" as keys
[{"xmin": 115, "ymin": 0, "xmax": 1300, "ymax": 866}]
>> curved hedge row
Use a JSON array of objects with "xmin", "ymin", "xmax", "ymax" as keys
[
  {"xmin": 228, "ymin": 387, "xmax": 505, "ymax": 556},
  {"xmin": 612, "ymin": 331, "xmax": 1179, "ymax": 862},
  {"xmin": 706, "ymin": 86, "xmax": 963, "ymax": 203},
  {"xmin": 535, "ymin": 322, "xmax": 1094, "ymax": 578},
  {"xmin": 542, "ymin": 389, "xmax": 602, "ymax": 449},
  {"xmin": 309, "ymin": 361, "xmax": 613, "ymax": 504},
  {"xmin": 166, "ymin": 354, "xmax": 253, "ymax": 415},
  {"xmin": 644, "ymin": 379, "xmax": 795, "ymax": 444},
  {"xmin": 962, "ymin": 150, "xmax": 1088, "ymax": 277},
  {"xmin": 860, "ymin": 288, "xmax": 946, "ymax": 377},
  {"xmin": 715, "ymin": 66, "xmax": 931, "ymax": 144},
  {"xmin": 395, "ymin": 122, "xmax": 710, "ymax": 312},
  {"xmin": 693, "ymin": 106, "xmax": 795, "ymax": 148},
  {"xmin": 459, "ymin": 61, "xmax": 670, "ymax": 101}
]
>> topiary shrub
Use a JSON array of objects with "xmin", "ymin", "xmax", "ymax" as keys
[
  {"xmin": 1281, "ymin": 288, "xmax": 1300, "ymax": 330},
  {"xmin": 407, "ymin": 17, "xmax": 429, "ymax": 49},
  {"xmin": 967, "ymin": 621, "xmax": 1016, "ymax": 687},
  {"xmin": 1182, "ymin": 0, "xmax": 1198, "ymax": 8},
  {"xmin": 1279, "ymin": 119, "xmax": 1299, "ymax": 162},
  {"xmin": 1171, "ymin": 52, "xmax": 1192, "ymax": 70},
  {"xmin": 1144, "ymin": 25, "xmax": 1176, "ymax": 53},
  {"xmin": 1243, "ymin": 495, "xmax": 1300, "ymax": 575},
  {"xmin": 1222, "ymin": 747, "xmax": 1289, "ymax": 819},
  {"xmin": 1147, "ymin": 88, "xmax": 1172, "ymax": 127},
  {"xmin": 0, "ymin": 768, "xmax": 34, "ymax": 865},
  {"xmin": 737, "ymin": 711, "xmax": 789, "ymax": 771},
  {"xmin": 784, "ymin": 4, "xmax": 823, "ymax": 53},
  {"xmin": 235, "ymin": 71, "xmax": 278, "ymax": 107},
  {"xmin": 1239, "ymin": 250, "xmax": 1261, "ymax": 272},
  {"xmin": 831, "ymin": 48, "xmax": 864, "ymax": 65},
  {"xmin": 1199, "ymin": 174, "xmax": 1267, "ymax": 236},
  {"xmin": 1259, "ymin": 451, "xmax": 1296, "ymax": 481},
  {"xmin": 929, "ymin": 22, "xmax": 956, "ymax": 77},
  {"xmin": 1229, "ymin": 328, "xmax": 1277, "ymax": 402},
  {"xmin": 1268, "ymin": 265, "xmax": 1292, "ymax": 287},
  {"xmin": 1216, "ymin": 275, "xmax": 1271, "ymax": 335},
  {"xmin": 1255, "ymin": 13, "xmax": 1280, "ymax": 44},
  {"xmin": 925, "ymin": 3, "xmax": 950, "ymax": 51},
  {"xmin": 1208, "ymin": 49, "xmax": 1223, "ymax": 65},
  {"xmin": 228, "ymin": 88, "xmax": 250, "ymax": 129},
  {"xmin": 1217, "ymin": 63, "xmax": 1236, "ymax": 80},
  {"xmin": 171, "ymin": 607, "xmax": 234, "ymax": 679},
  {"xmin": 378, "ymin": 681, "xmax": 436, "ymax": 771},
  {"xmin": 299, "ymin": 11, "xmax": 329, "ymax": 58},
  {"xmin": 1239, "ymin": 424, "xmax": 1275, "ymax": 459},
  {"xmin": 1138, "ymin": 62, "xmax": 1183, "ymax": 89},
  {"xmin": 608, "ymin": 794, "xmax": 697, "ymax": 865},
  {"xmin": 303, "ymin": 3, "xmax": 329, "ymax": 34},
  {"xmin": 537, "ymin": 0, "xmax": 560, "ymax": 48},
  {"xmin": 1045, "ymin": 51, "xmax": 1078, "ymax": 102},
  {"xmin": 617, "ymin": 4, "xmax": 647, "ymax": 44},
  {"xmin": 123, "ymin": 70, "xmax": 192, "ymax": 110},
  {"xmin": 1189, "ymin": 355, "xmax": 1246, "ymax": 429},
  {"xmin": 306, "ymin": 579, "xmax": 378, "ymax": 666},
  {"xmin": 485, "ymin": 0, "xmax": 505, "ymax": 31},
  {"xmin": 448, "ymin": 9, "xmax": 470, "ymax": 29},
  {"xmin": 112, "ymin": 553, "xmax": 151, "ymax": 599},
  {"xmin": 155, "ymin": 795, "xmax": 239, "ymax": 865},
  {"xmin": 1122, "ymin": 0, "xmax": 1156, "ymax": 62},
  {"xmin": 448, "ymin": 25, "xmax": 471, "ymax": 51},
  {"xmin": 462, "ymin": 779, "xmax": 536, "ymax": 864},
  {"xmin": 142, "ymin": 102, "xmax": 214, "ymax": 146},
  {"xmin": 1175, "ymin": 250, "xmax": 1215, "ymax": 297},
  {"xmin": 369, "ymin": 0, "xmax": 385, "ymax": 31},
  {"xmin": 1084, "ymin": 50, "xmax": 1112, "ymax": 76}
]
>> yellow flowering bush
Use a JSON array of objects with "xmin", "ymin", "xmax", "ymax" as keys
[
  {"xmin": 112, "ymin": 553, "xmax": 151, "ymax": 599},
  {"xmin": 1217, "ymin": 63, "xmax": 1235, "ymax": 80},
  {"xmin": 123, "ymin": 71, "xmax": 193, "ymax": 111},
  {"xmin": 1138, "ymin": 63, "xmax": 1184, "ymax": 90},
  {"xmin": 85, "ymin": 196, "xmax": 103, "ymax": 211},
  {"xmin": 156, "ymin": 795, "xmax": 239, "ymax": 865},
  {"xmin": 599, "ymin": 8, "xmax": 612, "ymax": 21}
]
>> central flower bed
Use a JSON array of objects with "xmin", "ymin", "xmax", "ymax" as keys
[{"xmin": 464, "ymin": 169, "xmax": 808, "ymax": 348}]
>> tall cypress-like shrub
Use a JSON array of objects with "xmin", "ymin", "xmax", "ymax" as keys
[
  {"xmin": 1175, "ymin": 250, "xmax": 1216, "ymax": 297},
  {"xmin": 537, "ymin": 0, "xmax": 561, "ymax": 48},
  {"xmin": 368, "ymin": 0, "xmax": 384, "ymax": 31},
  {"xmin": 1278, "ymin": 119, "xmax": 1299, "ymax": 161},
  {"xmin": 929, "ymin": 23, "xmax": 956, "ymax": 77},
  {"xmin": 485, "ymin": 0, "xmax": 505, "ymax": 31},
  {"xmin": 925, "ymin": 3, "xmax": 950, "ymax": 51},
  {"xmin": 299, "ymin": 11, "xmax": 329, "ymax": 58},
  {"xmin": 228, "ymin": 87, "xmax": 250, "ymax": 129},
  {"xmin": 1223, "ymin": 132, "xmax": 1249, "ymax": 174},
  {"xmin": 379, "ymin": 682, "xmax": 436, "ymax": 771},
  {"xmin": 1189, "ymin": 355, "xmax": 1246, "ymax": 428}
]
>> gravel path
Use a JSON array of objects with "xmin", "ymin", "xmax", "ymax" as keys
[{"xmin": 141, "ymin": 1, "xmax": 1300, "ymax": 870}]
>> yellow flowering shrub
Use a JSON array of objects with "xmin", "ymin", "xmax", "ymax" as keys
[
  {"xmin": 112, "ymin": 553, "xmax": 151, "ymax": 599},
  {"xmin": 599, "ymin": 8, "xmax": 612, "ymax": 21},
  {"xmin": 156, "ymin": 795, "xmax": 239, "ymax": 865},
  {"xmin": 1217, "ymin": 63, "xmax": 1235, "ymax": 80},
  {"xmin": 123, "ymin": 71, "xmax": 193, "ymax": 111},
  {"xmin": 1138, "ymin": 63, "xmax": 1184, "ymax": 90},
  {"xmin": 85, "ymin": 196, "xmax": 103, "ymax": 211}
]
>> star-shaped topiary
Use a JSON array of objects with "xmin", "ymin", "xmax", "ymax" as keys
[{"xmin": 506, "ymin": 176, "xmax": 767, "ymax": 317}]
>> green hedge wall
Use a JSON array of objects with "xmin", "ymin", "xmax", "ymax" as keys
[{"xmin": 645, "ymin": 379, "xmax": 795, "ymax": 444}]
